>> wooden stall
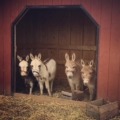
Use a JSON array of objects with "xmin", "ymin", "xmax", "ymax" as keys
[
  {"xmin": 15, "ymin": 6, "xmax": 98, "ymax": 93},
  {"xmin": 0, "ymin": 0, "xmax": 120, "ymax": 108}
]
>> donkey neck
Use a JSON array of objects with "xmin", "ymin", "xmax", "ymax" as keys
[
  {"xmin": 39, "ymin": 61, "xmax": 49, "ymax": 77},
  {"xmin": 74, "ymin": 64, "xmax": 80, "ymax": 76}
]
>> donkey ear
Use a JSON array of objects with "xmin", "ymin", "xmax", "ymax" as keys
[
  {"xmin": 81, "ymin": 59, "xmax": 85, "ymax": 67},
  {"xmin": 65, "ymin": 53, "xmax": 69, "ymax": 61},
  {"xmin": 30, "ymin": 53, "xmax": 34, "ymax": 60},
  {"xmin": 38, "ymin": 53, "xmax": 41, "ymax": 60},
  {"xmin": 26, "ymin": 55, "xmax": 29, "ymax": 62},
  {"xmin": 89, "ymin": 60, "xmax": 94, "ymax": 67},
  {"xmin": 72, "ymin": 53, "xmax": 76, "ymax": 61},
  {"xmin": 17, "ymin": 55, "xmax": 22, "ymax": 62}
]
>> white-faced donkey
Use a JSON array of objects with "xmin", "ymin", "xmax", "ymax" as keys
[
  {"xmin": 30, "ymin": 53, "xmax": 57, "ymax": 96},
  {"xmin": 17, "ymin": 55, "xmax": 36, "ymax": 95},
  {"xmin": 65, "ymin": 53, "xmax": 82, "ymax": 91},
  {"xmin": 80, "ymin": 59, "xmax": 96, "ymax": 101}
]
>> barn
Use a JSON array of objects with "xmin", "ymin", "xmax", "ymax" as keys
[{"xmin": 0, "ymin": 0, "xmax": 120, "ymax": 108}]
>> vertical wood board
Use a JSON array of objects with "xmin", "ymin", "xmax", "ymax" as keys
[
  {"xmin": 108, "ymin": 0, "xmax": 120, "ymax": 102},
  {"xmin": 0, "ymin": 1, "xmax": 4, "ymax": 94},
  {"xmin": 97, "ymin": 0, "xmax": 112, "ymax": 99}
]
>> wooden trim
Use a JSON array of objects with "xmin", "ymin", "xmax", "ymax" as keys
[{"xmin": 17, "ymin": 44, "xmax": 96, "ymax": 51}]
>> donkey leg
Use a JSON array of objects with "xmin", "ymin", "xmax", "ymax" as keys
[
  {"xmin": 68, "ymin": 79, "xmax": 75, "ymax": 91},
  {"xmin": 29, "ymin": 82, "xmax": 33, "ymax": 95},
  {"xmin": 45, "ymin": 81, "xmax": 51, "ymax": 96},
  {"xmin": 75, "ymin": 83, "xmax": 80, "ymax": 90},
  {"xmin": 89, "ymin": 88, "xmax": 94, "ymax": 101},
  {"xmin": 38, "ymin": 81, "xmax": 43, "ymax": 95},
  {"xmin": 50, "ymin": 80, "xmax": 54, "ymax": 93}
]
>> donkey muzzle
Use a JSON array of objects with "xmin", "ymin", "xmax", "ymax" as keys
[
  {"xmin": 20, "ymin": 70, "xmax": 27, "ymax": 76},
  {"xmin": 32, "ymin": 70, "xmax": 39, "ymax": 77}
]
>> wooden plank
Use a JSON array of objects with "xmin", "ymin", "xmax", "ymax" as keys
[
  {"xmin": 27, "ymin": 0, "xmax": 35, "ymax": 5},
  {"xmin": 0, "ymin": 1, "xmax": 4, "ymax": 94},
  {"xmin": 61, "ymin": 0, "xmax": 71, "ymax": 5},
  {"xmin": 82, "ymin": 51, "xmax": 95, "ymax": 61},
  {"xmin": 38, "ymin": 10, "xmax": 47, "ymax": 44},
  {"xmin": 90, "ymin": 0, "xmax": 101, "ymax": 25},
  {"xmin": 70, "ymin": 9, "xmax": 83, "ymax": 45},
  {"xmin": 47, "ymin": 9, "xmax": 59, "ymax": 44},
  {"xmin": 58, "ymin": 9, "xmax": 70, "ymax": 45},
  {"xmin": 81, "ymin": 0, "xmax": 92, "ymax": 14},
  {"xmin": 70, "ymin": 50, "xmax": 82, "ymax": 61},
  {"xmin": 3, "ymin": 0, "xmax": 11, "ymax": 95},
  {"xmin": 17, "ymin": 44, "xmax": 96, "ymax": 51},
  {"xmin": 10, "ymin": 0, "xmax": 19, "ymax": 22},
  {"xmin": 83, "ymin": 15, "xmax": 96, "ymax": 46},
  {"xmin": 71, "ymin": 0, "xmax": 81, "ymax": 4},
  {"xmin": 34, "ymin": 0, "xmax": 43, "ymax": 5},
  {"xmin": 43, "ymin": 0, "xmax": 53, "ymax": 5},
  {"xmin": 32, "ymin": 10, "xmax": 40, "ymax": 44},
  {"xmin": 48, "ymin": 49, "xmax": 58, "ymax": 61},
  {"xmin": 25, "ymin": 11, "xmax": 34, "ymax": 44},
  {"xmin": 52, "ymin": 0, "xmax": 61, "ymax": 5},
  {"xmin": 97, "ymin": 0, "xmax": 112, "ymax": 99},
  {"xmin": 16, "ymin": 15, "xmax": 27, "ymax": 46},
  {"xmin": 11, "ymin": 0, "xmax": 19, "ymax": 94},
  {"xmin": 108, "ymin": 0, "xmax": 120, "ymax": 102},
  {"xmin": 58, "ymin": 49, "xmax": 69, "ymax": 62},
  {"xmin": 18, "ymin": 0, "xmax": 27, "ymax": 14},
  {"xmin": 14, "ymin": 93, "xmax": 87, "ymax": 107},
  {"xmin": 57, "ymin": 64, "xmax": 66, "ymax": 79}
]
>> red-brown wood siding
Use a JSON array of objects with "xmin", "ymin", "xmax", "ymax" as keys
[
  {"xmin": 97, "ymin": 0, "xmax": 112, "ymax": 100},
  {"xmin": 0, "ymin": 0, "xmax": 120, "ymax": 107},
  {"xmin": 108, "ymin": 0, "xmax": 120, "ymax": 102},
  {"xmin": 2, "ymin": 0, "xmax": 11, "ymax": 95},
  {"xmin": 0, "ymin": 1, "xmax": 4, "ymax": 94}
]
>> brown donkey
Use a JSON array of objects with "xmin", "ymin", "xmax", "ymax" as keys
[
  {"xmin": 80, "ymin": 59, "xmax": 96, "ymax": 100},
  {"xmin": 65, "ymin": 53, "xmax": 82, "ymax": 91}
]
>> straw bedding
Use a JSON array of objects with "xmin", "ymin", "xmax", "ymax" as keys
[{"xmin": 0, "ymin": 96, "xmax": 119, "ymax": 120}]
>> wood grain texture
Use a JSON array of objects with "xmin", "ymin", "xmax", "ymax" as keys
[
  {"xmin": 1, "ymin": 0, "xmax": 120, "ymax": 108},
  {"xmin": 43, "ymin": 0, "xmax": 53, "ymax": 5},
  {"xmin": 97, "ymin": 0, "xmax": 112, "ymax": 99},
  {"xmin": 108, "ymin": 0, "xmax": 120, "ymax": 102},
  {"xmin": 71, "ymin": 0, "xmax": 81, "ymax": 4},
  {"xmin": 3, "ymin": 0, "xmax": 11, "ymax": 95},
  {"xmin": 61, "ymin": 0, "xmax": 71, "ymax": 5},
  {"xmin": 90, "ymin": 0, "xmax": 101, "ymax": 25},
  {"xmin": 52, "ymin": 0, "xmax": 61, "ymax": 5},
  {"xmin": 34, "ymin": 0, "xmax": 43, "ymax": 5},
  {"xmin": 0, "ymin": 1, "xmax": 4, "ymax": 94},
  {"xmin": 27, "ymin": 0, "xmax": 35, "ymax": 5}
]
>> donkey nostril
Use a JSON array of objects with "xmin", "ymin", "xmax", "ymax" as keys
[
  {"xmin": 68, "ymin": 76, "xmax": 72, "ymax": 79},
  {"xmin": 84, "ymin": 83, "xmax": 88, "ymax": 86}
]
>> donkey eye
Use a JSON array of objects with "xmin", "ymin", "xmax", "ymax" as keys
[
  {"xmin": 73, "ymin": 67, "xmax": 75, "ymax": 69},
  {"xmin": 31, "ymin": 65, "xmax": 33, "ymax": 68},
  {"xmin": 38, "ymin": 65, "xmax": 41, "ymax": 68},
  {"xmin": 65, "ymin": 66, "xmax": 68, "ymax": 68},
  {"xmin": 89, "ymin": 72, "xmax": 92, "ymax": 74}
]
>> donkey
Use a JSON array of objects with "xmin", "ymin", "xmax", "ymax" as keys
[
  {"xmin": 80, "ymin": 59, "xmax": 96, "ymax": 101},
  {"xmin": 30, "ymin": 53, "xmax": 57, "ymax": 96},
  {"xmin": 65, "ymin": 53, "xmax": 82, "ymax": 91},
  {"xmin": 17, "ymin": 55, "xmax": 36, "ymax": 95}
]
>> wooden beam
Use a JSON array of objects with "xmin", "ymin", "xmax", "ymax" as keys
[{"xmin": 17, "ymin": 44, "xmax": 96, "ymax": 51}]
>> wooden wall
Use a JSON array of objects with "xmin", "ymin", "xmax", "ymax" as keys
[
  {"xmin": 0, "ymin": 0, "xmax": 120, "ymax": 107},
  {"xmin": 16, "ymin": 8, "xmax": 97, "ymax": 82}
]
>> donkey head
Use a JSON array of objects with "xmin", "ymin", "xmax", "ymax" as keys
[
  {"xmin": 30, "ymin": 53, "xmax": 42, "ymax": 77},
  {"xmin": 17, "ymin": 55, "xmax": 29, "ymax": 76},
  {"xmin": 65, "ymin": 53, "xmax": 77, "ymax": 79},
  {"xmin": 80, "ymin": 59, "xmax": 95, "ymax": 86}
]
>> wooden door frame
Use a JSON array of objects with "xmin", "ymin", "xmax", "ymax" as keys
[{"xmin": 11, "ymin": 5, "xmax": 99, "ymax": 96}]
